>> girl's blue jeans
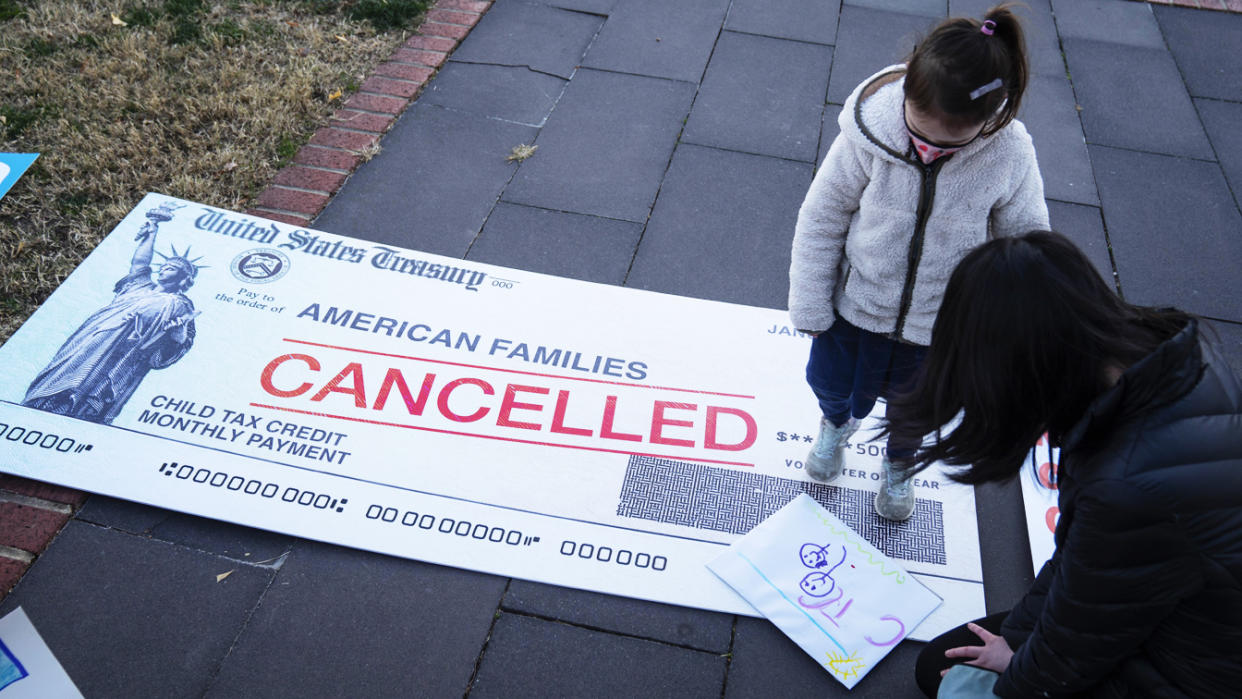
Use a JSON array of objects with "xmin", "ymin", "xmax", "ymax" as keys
[{"xmin": 805, "ymin": 314, "xmax": 927, "ymax": 459}]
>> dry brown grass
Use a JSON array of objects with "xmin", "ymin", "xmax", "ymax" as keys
[{"xmin": 0, "ymin": 0, "xmax": 423, "ymax": 342}]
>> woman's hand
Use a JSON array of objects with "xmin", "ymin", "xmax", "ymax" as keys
[{"xmin": 941, "ymin": 622, "xmax": 1014, "ymax": 675}]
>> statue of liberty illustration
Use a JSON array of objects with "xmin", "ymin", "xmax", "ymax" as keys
[{"xmin": 23, "ymin": 201, "xmax": 204, "ymax": 424}]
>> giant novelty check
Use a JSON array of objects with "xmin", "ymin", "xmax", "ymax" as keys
[{"xmin": 0, "ymin": 194, "xmax": 985, "ymax": 639}]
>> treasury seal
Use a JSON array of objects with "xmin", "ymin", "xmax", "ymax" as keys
[{"xmin": 231, "ymin": 248, "xmax": 290, "ymax": 284}]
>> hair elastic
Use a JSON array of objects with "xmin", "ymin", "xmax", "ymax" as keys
[
  {"xmin": 969, "ymin": 78, "xmax": 1004, "ymax": 101},
  {"xmin": 980, "ymin": 19, "xmax": 996, "ymax": 36}
]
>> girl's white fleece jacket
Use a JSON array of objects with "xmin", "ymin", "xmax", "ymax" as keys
[{"xmin": 789, "ymin": 65, "xmax": 1050, "ymax": 346}]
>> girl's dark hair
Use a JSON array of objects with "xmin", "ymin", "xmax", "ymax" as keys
[
  {"xmin": 905, "ymin": 4, "xmax": 1029, "ymax": 137},
  {"xmin": 883, "ymin": 231, "xmax": 1191, "ymax": 484}
]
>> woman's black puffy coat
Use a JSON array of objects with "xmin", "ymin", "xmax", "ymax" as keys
[{"xmin": 996, "ymin": 320, "xmax": 1242, "ymax": 697}]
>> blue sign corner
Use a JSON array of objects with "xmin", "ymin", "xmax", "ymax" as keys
[{"xmin": 0, "ymin": 153, "xmax": 40, "ymax": 201}]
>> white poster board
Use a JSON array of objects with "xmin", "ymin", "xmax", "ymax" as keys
[
  {"xmin": 1019, "ymin": 437, "xmax": 1060, "ymax": 572},
  {"xmin": 0, "ymin": 194, "xmax": 985, "ymax": 639},
  {"xmin": 0, "ymin": 608, "xmax": 83, "ymax": 698},
  {"xmin": 708, "ymin": 494, "xmax": 941, "ymax": 687}
]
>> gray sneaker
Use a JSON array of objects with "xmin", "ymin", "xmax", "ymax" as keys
[
  {"xmin": 874, "ymin": 457, "xmax": 915, "ymax": 521},
  {"xmin": 805, "ymin": 417, "xmax": 859, "ymax": 481}
]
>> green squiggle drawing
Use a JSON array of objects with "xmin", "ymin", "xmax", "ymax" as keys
[{"xmin": 807, "ymin": 500, "xmax": 906, "ymax": 584}]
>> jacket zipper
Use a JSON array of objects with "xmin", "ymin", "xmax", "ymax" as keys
[{"xmin": 892, "ymin": 155, "xmax": 945, "ymax": 342}]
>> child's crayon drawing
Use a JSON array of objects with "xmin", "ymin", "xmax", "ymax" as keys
[
  {"xmin": 1019, "ymin": 434, "xmax": 1060, "ymax": 572},
  {"xmin": 708, "ymin": 494, "xmax": 942, "ymax": 689}
]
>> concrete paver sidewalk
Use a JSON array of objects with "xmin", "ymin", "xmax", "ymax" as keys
[{"xmin": 2, "ymin": 0, "xmax": 1240, "ymax": 696}]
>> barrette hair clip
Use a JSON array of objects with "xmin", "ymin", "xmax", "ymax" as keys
[
  {"xmin": 981, "ymin": 19, "xmax": 997, "ymax": 36},
  {"xmin": 970, "ymin": 78, "xmax": 1004, "ymax": 101}
]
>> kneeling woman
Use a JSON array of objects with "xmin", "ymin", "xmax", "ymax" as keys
[{"xmin": 882, "ymin": 232, "xmax": 1242, "ymax": 697}]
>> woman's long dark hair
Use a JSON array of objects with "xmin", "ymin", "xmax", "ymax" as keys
[
  {"xmin": 905, "ymin": 4, "xmax": 1029, "ymax": 137},
  {"xmin": 884, "ymin": 231, "xmax": 1191, "ymax": 484}
]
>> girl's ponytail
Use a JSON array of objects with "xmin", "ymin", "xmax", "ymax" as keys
[
  {"xmin": 980, "ymin": 4, "xmax": 1029, "ymax": 136},
  {"xmin": 905, "ymin": 3, "xmax": 1031, "ymax": 137}
]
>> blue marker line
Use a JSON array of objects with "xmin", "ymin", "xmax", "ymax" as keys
[
  {"xmin": 0, "ymin": 636, "xmax": 29, "ymax": 691},
  {"xmin": 735, "ymin": 551, "xmax": 847, "ymax": 653}
]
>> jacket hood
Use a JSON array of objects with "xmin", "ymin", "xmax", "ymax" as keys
[
  {"xmin": 838, "ymin": 64, "xmax": 999, "ymax": 166},
  {"xmin": 1062, "ymin": 318, "xmax": 1204, "ymax": 453}
]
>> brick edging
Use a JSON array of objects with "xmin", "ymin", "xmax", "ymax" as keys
[
  {"xmin": 0, "ymin": 476, "xmax": 87, "ymax": 596},
  {"xmin": 0, "ymin": 0, "xmax": 493, "ymax": 601},
  {"xmin": 246, "ymin": 0, "xmax": 493, "ymax": 225}
]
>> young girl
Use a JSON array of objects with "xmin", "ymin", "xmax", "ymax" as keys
[
  {"xmin": 789, "ymin": 4, "xmax": 1049, "ymax": 520},
  {"xmin": 885, "ymin": 231, "xmax": 1242, "ymax": 697}
]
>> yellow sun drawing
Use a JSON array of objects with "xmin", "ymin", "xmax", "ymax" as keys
[{"xmin": 824, "ymin": 650, "xmax": 867, "ymax": 680}]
